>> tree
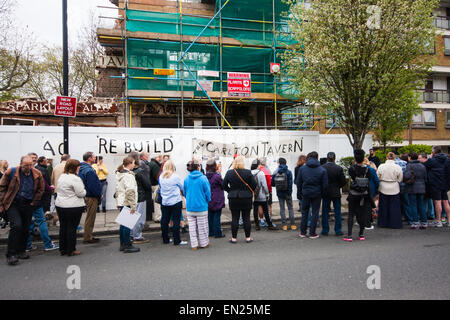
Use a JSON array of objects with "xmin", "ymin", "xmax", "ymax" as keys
[
  {"xmin": 373, "ymin": 90, "xmax": 420, "ymax": 152},
  {"xmin": 21, "ymin": 10, "xmax": 104, "ymax": 100},
  {"xmin": 0, "ymin": 0, "xmax": 37, "ymax": 101},
  {"xmin": 283, "ymin": 0, "xmax": 438, "ymax": 150}
]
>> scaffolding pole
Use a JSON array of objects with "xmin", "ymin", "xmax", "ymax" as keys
[
  {"xmin": 179, "ymin": 0, "xmax": 184, "ymax": 128},
  {"xmin": 124, "ymin": 0, "xmax": 129, "ymax": 128}
]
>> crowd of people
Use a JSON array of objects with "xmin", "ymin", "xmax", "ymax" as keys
[{"xmin": 0, "ymin": 145, "xmax": 449, "ymax": 265}]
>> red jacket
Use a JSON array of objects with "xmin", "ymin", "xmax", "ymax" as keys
[{"xmin": 260, "ymin": 166, "xmax": 272, "ymax": 194}]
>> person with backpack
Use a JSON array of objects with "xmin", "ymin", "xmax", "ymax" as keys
[
  {"xmin": 377, "ymin": 152, "xmax": 403, "ymax": 229},
  {"xmin": 294, "ymin": 155, "xmax": 307, "ymax": 212},
  {"xmin": 296, "ymin": 152, "xmax": 328, "ymax": 239},
  {"xmin": 345, "ymin": 149, "xmax": 377, "ymax": 242},
  {"xmin": 272, "ymin": 158, "xmax": 296, "ymax": 231},
  {"xmin": 403, "ymin": 152, "xmax": 427, "ymax": 229},
  {"xmin": 251, "ymin": 159, "xmax": 277, "ymax": 231},
  {"xmin": 321, "ymin": 152, "xmax": 346, "ymax": 236},
  {"xmin": 223, "ymin": 156, "xmax": 257, "ymax": 243},
  {"xmin": 0, "ymin": 156, "xmax": 45, "ymax": 265}
]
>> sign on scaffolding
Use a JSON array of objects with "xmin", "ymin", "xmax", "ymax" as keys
[
  {"xmin": 54, "ymin": 96, "xmax": 77, "ymax": 117},
  {"xmin": 196, "ymin": 80, "xmax": 214, "ymax": 92},
  {"xmin": 227, "ymin": 72, "xmax": 251, "ymax": 97},
  {"xmin": 154, "ymin": 69, "xmax": 175, "ymax": 76}
]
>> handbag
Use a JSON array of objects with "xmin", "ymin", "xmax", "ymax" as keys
[
  {"xmin": 154, "ymin": 185, "xmax": 162, "ymax": 204},
  {"xmin": 234, "ymin": 169, "xmax": 255, "ymax": 199}
]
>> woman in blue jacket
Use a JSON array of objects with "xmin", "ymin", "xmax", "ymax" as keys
[{"xmin": 184, "ymin": 160, "xmax": 211, "ymax": 250}]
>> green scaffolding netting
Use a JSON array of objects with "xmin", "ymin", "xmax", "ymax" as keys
[{"xmin": 125, "ymin": 0, "xmax": 298, "ymax": 99}]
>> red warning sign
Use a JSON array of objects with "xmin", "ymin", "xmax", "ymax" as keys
[
  {"xmin": 54, "ymin": 96, "xmax": 77, "ymax": 117},
  {"xmin": 227, "ymin": 72, "xmax": 251, "ymax": 97}
]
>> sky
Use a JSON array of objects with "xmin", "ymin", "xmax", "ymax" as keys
[{"xmin": 13, "ymin": 0, "xmax": 116, "ymax": 47}]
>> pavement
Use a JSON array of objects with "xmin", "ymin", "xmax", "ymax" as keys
[
  {"xmin": 0, "ymin": 219, "xmax": 448, "ymax": 300},
  {"xmin": 0, "ymin": 196, "xmax": 349, "ymax": 243}
]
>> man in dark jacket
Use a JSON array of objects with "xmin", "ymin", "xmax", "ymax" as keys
[
  {"xmin": 368, "ymin": 148, "xmax": 381, "ymax": 168},
  {"xmin": 404, "ymin": 152, "xmax": 428, "ymax": 229},
  {"xmin": 321, "ymin": 152, "xmax": 346, "ymax": 236},
  {"xmin": 423, "ymin": 146, "xmax": 450, "ymax": 227},
  {"xmin": 140, "ymin": 152, "xmax": 154, "ymax": 221},
  {"xmin": 272, "ymin": 158, "xmax": 295, "ymax": 231},
  {"xmin": 0, "ymin": 156, "xmax": 45, "ymax": 265},
  {"xmin": 296, "ymin": 151, "xmax": 328, "ymax": 239},
  {"xmin": 79, "ymin": 152, "xmax": 102, "ymax": 244},
  {"xmin": 149, "ymin": 153, "xmax": 162, "ymax": 222},
  {"xmin": 129, "ymin": 152, "xmax": 152, "ymax": 243}
]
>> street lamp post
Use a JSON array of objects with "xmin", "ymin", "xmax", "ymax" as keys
[{"xmin": 62, "ymin": 0, "xmax": 69, "ymax": 154}]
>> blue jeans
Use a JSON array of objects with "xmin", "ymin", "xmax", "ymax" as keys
[
  {"xmin": 321, "ymin": 197, "xmax": 342, "ymax": 235},
  {"xmin": 408, "ymin": 194, "xmax": 426, "ymax": 224},
  {"xmin": 279, "ymin": 195, "xmax": 295, "ymax": 226},
  {"xmin": 401, "ymin": 193, "xmax": 413, "ymax": 224},
  {"xmin": 27, "ymin": 206, "xmax": 53, "ymax": 249},
  {"xmin": 424, "ymin": 198, "xmax": 435, "ymax": 220},
  {"xmin": 208, "ymin": 209, "xmax": 223, "ymax": 237},
  {"xmin": 300, "ymin": 196, "xmax": 321, "ymax": 235}
]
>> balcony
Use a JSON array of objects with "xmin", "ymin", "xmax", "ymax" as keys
[
  {"xmin": 418, "ymin": 89, "xmax": 450, "ymax": 103},
  {"xmin": 435, "ymin": 16, "xmax": 450, "ymax": 29}
]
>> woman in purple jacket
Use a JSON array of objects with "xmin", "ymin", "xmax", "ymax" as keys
[{"xmin": 206, "ymin": 159, "xmax": 225, "ymax": 238}]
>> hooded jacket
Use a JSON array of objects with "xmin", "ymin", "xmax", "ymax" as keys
[
  {"xmin": 206, "ymin": 171, "xmax": 225, "ymax": 211},
  {"xmin": 251, "ymin": 168, "xmax": 269, "ymax": 202},
  {"xmin": 184, "ymin": 170, "xmax": 211, "ymax": 213},
  {"xmin": 296, "ymin": 158, "xmax": 328, "ymax": 198},
  {"xmin": 115, "ymin": 169, "xmax": 138, "ymax": 211},
  {"xmin": 271, "ymin": 164, "xmax": 293, "ymax": 198},
  {"xmin": 132, "ymin": 165, "xmax": 152, "ymax": 203},
  {"xmin": 404, "ymin": 160, "xmax": 427, "ymax": 195},
  {"xmin": 424, "ymin": 153, "xmax": 449, "ymax": 191},
  {"xmin": 78, "ymin": 162, "xmax": 102, "ymax": 199}
]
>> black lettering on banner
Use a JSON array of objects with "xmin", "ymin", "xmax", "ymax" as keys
[
  {"xmin": 146, "ymin": 141, "xmax": 151, "ymax": 153},
  {"xmin": 163, "ymin": 138, "xmax": 173, "ymax": 153},
  {"xmin": 58, "ymin": 143, "xmax": 64, "ymax": 156},
  {"xmin": 124, "ymin": 142, "xmax": 132, "ymax": 154},
  {"xmin": 241, "ymin": 147, "xmax": 249, "ymax": 156},
  {"xmin": 110, "ymin": 139, "xmax": 117, "ymax": 154},
  {"xmin": 282, "ymin": 144, "xmax": 287, "ymax": 154},
  {"xmin": 294, "ymin": 139, "xmax": 303, "ymax": 152},
  {"xmin": 43, "ymin": 141, "xmax": 55, "ymax": 156},
  {"xmin": 133, "ymin": 142, "xmax": 143, "ymax": 152},
  {"xmin": 154, "ymin": 140, "xmax": 161, "ymax": 153},
  {"xmin": 250, "ymin": 146, "xmax": 259, "ymax": 156},
  {"xmin": 262, "ymin": 141, "xmax": 269, "ymax": 156},
  {"xmin": 99, "ymin": 138, "xmax": 108, "ymax": 154},
  {"xmin": 206, "ymin": 142, "xmax": 215, "ymax": 153},
  {"xmin": 288, "ymin": 143, "xmax": 293, "ymax": 153}
]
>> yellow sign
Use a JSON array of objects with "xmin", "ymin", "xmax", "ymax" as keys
[{"xmin": 154, "ymin": 69, "xmax": 175, "ymax": 76}]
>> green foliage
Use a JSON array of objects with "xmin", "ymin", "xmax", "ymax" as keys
[
  {"xmin": 338, "ymin": 156, "xmax": 354, "ymax": 178},
  {"xmin": 375, "ymin": 149, "xmax": 392, "ymax": 164},
  {"xmin": 283, "ymin": 0, "xmax": 439, "ymax": 150},
  {"xmin": 398, "ymin": 144, "xmax": 432, "ymax": 155}
]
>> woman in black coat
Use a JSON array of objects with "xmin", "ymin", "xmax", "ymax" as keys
[
  {"xmin": 223, "ymin": 156, "xmax": 257, "ymax": 243},
  {"xmin": 404, "ymin": 152, "xmax": 428, "ymax": 229}
]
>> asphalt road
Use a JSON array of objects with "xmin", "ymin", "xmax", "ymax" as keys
[{"xmin": 0, "ymin": 224, "xmax": 449, "ymax": 300}]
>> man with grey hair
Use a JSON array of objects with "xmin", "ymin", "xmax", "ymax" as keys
[
  {"xmin": 423, "ymin": 146, "xmax": 450, "ymax": 227},
  {"xmin": 149, "ymin": 153, "xmax": 163, "ymax": 222},
  {"xmin": 129, "ymin": 152, "xmax": 152, "ymax": 243},
  {"xmin": 258, "ymin": 157, "xmax": 274, "ymax": 225},
  {"xmin": 0, "ymin": 156, "xmax": 45, "ymax": 265}
]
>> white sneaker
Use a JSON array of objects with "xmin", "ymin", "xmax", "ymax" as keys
[
  {"xmin": 365, "ymin": 226, "xmax": 374, "ymax": 230},
  {"xmin": 429, "ymin": 221, "xmax": 443, "ymax": 228},
  {"xmin": 44, "ymin": 243, "xmax": 59, "ymax": 251},
  {"xmin": 178, "ymin": 241, "xmax": 188, "ymax": 245}
]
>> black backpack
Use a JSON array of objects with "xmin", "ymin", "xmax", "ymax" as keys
[
  {"xmin": 349, "ymin": 166, "xmax": 369, "ymax": 196},
  {"xmin": 274, "ymin": 171, "xmax": 288, "ymax": 191}
]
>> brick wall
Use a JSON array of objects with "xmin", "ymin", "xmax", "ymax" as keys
[{"xmin": 96, "ymin": 68, "xmax": 125, "ymax": 98}]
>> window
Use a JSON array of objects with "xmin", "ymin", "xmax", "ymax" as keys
[
  {"xmin": 412, "ymin": 109, "xmax": 436, "ymax": 127},
  {"xmin": 1, "ymin": 118, "xmax": 35, "ymax": 126},
  {"xmin": 445, "ymin": 37, "xmax": 450, "ymax": 56},
  {"xmin": 446, "ymin": 110, "xmax": 450, "ymax": 127}
]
